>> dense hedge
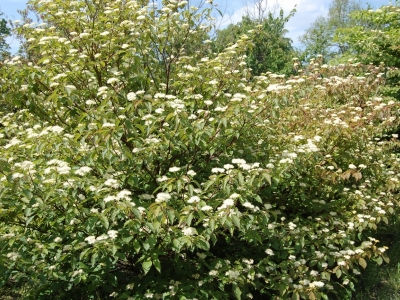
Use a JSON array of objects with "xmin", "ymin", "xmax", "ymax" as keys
[{"xmin": 0, "ymin": 0, "xmax": 399, "ymax": 299}]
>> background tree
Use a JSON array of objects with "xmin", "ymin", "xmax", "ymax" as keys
[
  {"xmin": 299, "ymin": 0, "xmax": 362, "ymax": 62},
  {"xmin": 0, "ymin": 11, "xmax": 10, "ymax": 60},
  {"xmin": 213, "ymin": 4, "xmax": 295, "ymax": 75}
]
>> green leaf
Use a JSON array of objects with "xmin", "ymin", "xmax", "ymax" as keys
[
  {"xmin": 196, "ymin": 237, "xmax": 210, "ymax": 251},
  {"xmin": 262, "ymin": 172, "xmax": 272, "ymax": 185},
  {"xmin": 359, "ymin": 257, "xmax": 367, "ymax": 269},
  {"xmin": 173, "ymin": 239, "xmax": 182, "ymax": 252},
  {"xmin": 152, "ymin": 255, "xmax": 161, "ymax": 273},
  {"xmin": 133, "ymin": 240, "xmax": 141, "ymax": 253},
  {"xmin": 376, "ymin": 256, "xmax": 383, "ymax": 265},
  {"xmin": 152, "ymin": 221, "xmax": 160, "ymax": 233},
  {"xmin": 99, "ymin": 215, "xmax": 109, "ymax": 229},
  {"xmin": 292, "ymin": 292, "xmax": 300, "ymax": 300},
  {"xmin": 209, "ymin": 218, "xmax": 215, "ymax": 231},
  {"xmin": 277, "ymin": 283, "xmax": 288, "ymax": 296},
  {"xmin": 222, "ymin": 176, "xmax": 230, "ymax": 190},
  {"xmin": 321, "ymin": 271, "xmax": 331, "ymax": 281},
  {"xmin": 143, "ymin": 242, "xmax": 150, "ymax": 251},
  {"xmin": 382, "ymin": 254, "xmax": 390, "ymax": 264},
  {"xmin": 232, "ymin": 215, "xmax": 241, "ymax": 229},
  {"xmin": 142, "ymin": 258, "xmax": 152, "ymax": 274},
  {"xmin": 203, "ymin": 180, "xmax": 215, "ymax": 191},
  {"xmin": 233, "ymin": 283, "xmax": 241, "ymax": 300},
  {"xmin": 91, "ymin": 252, "xmax": 98, "ymax": 267},
  {"xmin": 25, "ymin": 215, "xmax": 34, "ymax": 227},
  {"xmin": 237, "ymin": 172, "xmax": 244, "ymax": 185},
  {"xmin": 167, "ymin": 209, "xmax": 175, "ymax": 224},
  {"xmin": 335, "ymin": 269, "xmax": 342, "ymax": 278},
  {"xmin": 23, "ymin": 189, "xmax": 33, "ymax": 199},
  {"xmin": 186, "ymin": 212, "xmax": 193, "ymax": 226},
  {"xmin": 79, "ymin": 248, "xmax": 91, "ymax": 260},
  {"xmin": 216, "ymin": 7, "xmax": 223, "ymax": 18},
  {"xmin": 177, "ymin": 180, "xmax": 182, "ymax": 193},
  {"xmin": 309, "ymin": 291, "xmax": 316, "ymax": 300},
  {"xmin": 0, "ymin": 159, "xmax": 11, "ymax": 173}
]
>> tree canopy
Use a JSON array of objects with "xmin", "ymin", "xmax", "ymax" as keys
[
  {"xmin": 0, "ymin": 11, "xmax": 10, "ymax": 59},
  {"xmin": 213, "ymin": 8, "xmax": 295, "ymax": 75},
  {"xmin": 299, "ymin": 0, "xmax": 362, "ymax": 62}
]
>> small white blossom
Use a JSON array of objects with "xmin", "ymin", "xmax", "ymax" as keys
[
  {"xmin": 309, "ymin": 281, "xmax": 325, "ymax": 288},
  {"xmin": 232, "ymin": 158, "xmax": 246, "ymax": 164},
  {"xmin": 188, "ymin": 196, "xmax": 200, "ymax": 203},
  {"xmin": 187, "ymin": 170, "xmax": 197, "ymax": 176},
  {"xmin": 75, "ymin": 166, "xmax": 92, "ymax": 176},
  {"xmin": 104, "ymin": 178, "xmax": 119, "ymax": 188},
  {"xmin": 265, "ymin": 249, "xmax": 274, "ymax": 255},
  {"xmin": 107, "ymin": 78, "xmax": 119, "ymax": 84},
  {"xmin": 107, "ymin": 230, "xmax": 118, "ymax": 239},
  {"xmin": 85, "ymin": 236, "xmax": 96, "ymax": 244},
  {"xmin": 116, "ymin": 189, "xmax": 132, "ymax": 200},
  {"xmin": 182, "ymin": 227, "xmax": 197, "ymax": 236},
  {"xmin": 85, "ymin": 99, "xmax": 96, "ymax": 105},
  {"xmin": 157, "ymin": 176, "xmax": 169, "ymax": 182},
  {"xmin": 223, "ymin": 199, "xmax": 234, "ymax": 206},
  {"xmin": 102, "ymin": 122, "xmax": 115, "ymax": 128},
  {"xmin": 127, "ymin": 92, "xmax": 136, "ymax": 101},
  {"xmin": 155, "ymin": 192, "xmax": 171, "ymax": 202},
  {"xmin": 225, "ymin": 270, "xmax": 240, "ymax": 279},
  {"xmin": 104, "ymin": 195, "xmax": 117, "ymax": 203},
  {"xmin": 201, "ymin": 205, "xmax": 213, "ymax": 211}
]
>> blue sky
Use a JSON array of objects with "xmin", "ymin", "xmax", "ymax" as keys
[{"xmin": 0, "ymin": 0, "xmax": 393, "ymax": 53}]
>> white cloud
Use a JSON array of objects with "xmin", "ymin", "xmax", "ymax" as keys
[{"xmin": 285, "ymin": 0, "xmax": 330, "ymax": 46}]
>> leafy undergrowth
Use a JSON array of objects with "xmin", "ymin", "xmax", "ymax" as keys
[
  {"xmin": 1, "ymin": 215, "xmax": 399, "ymax": 300},
  {"xmin": 0, "ymin": 281, "xmax": 26, "ymax": 300},
  {"xmin": 355, "ymin": 213, "xmax": 400, "ymax": 300}
]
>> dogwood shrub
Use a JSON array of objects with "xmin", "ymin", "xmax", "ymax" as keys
[{"xmin": 0, "ymin": 0, "xmax": 399, "ymax": 299}]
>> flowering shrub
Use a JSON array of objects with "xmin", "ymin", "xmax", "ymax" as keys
[{"xmin": 0, "ymin": 0, "xmax": 399, "ymax": 299}]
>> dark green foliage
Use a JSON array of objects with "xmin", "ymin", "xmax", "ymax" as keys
[{"xmin": 355, "ymin": 213, "xmax": 400, "ymax": 299}]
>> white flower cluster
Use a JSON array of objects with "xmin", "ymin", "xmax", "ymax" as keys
[
  {"xmin": 46, "ymin": 159, "xmax": 71, "ymax": 175},
  {"xmin": 84, "ymin": 230, "xmax": 118, "ymax": 244}
]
